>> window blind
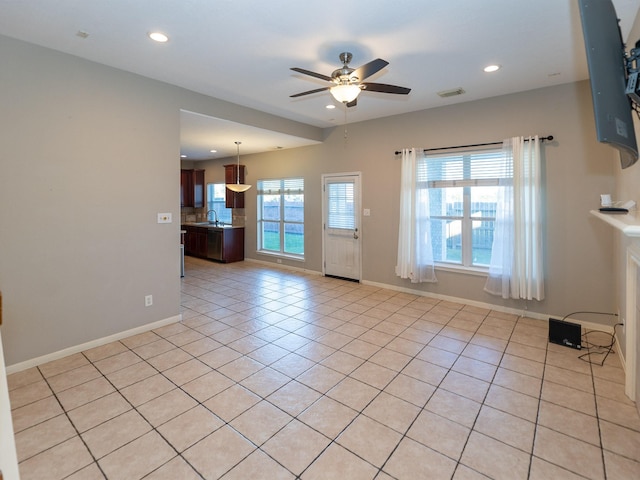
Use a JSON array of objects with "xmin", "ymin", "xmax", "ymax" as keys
[
  {"xmin": 327, "ymin": 182, "xmax": 355, "ymax": 229},
  {"xmin": 258, "ymin": 178, "xmax": 304, "ymax": 194},
  {"xmin": 419, "ymin": 148, "xmax": 511, "ymax": 187}
]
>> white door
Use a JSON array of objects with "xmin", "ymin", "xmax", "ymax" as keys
[{"xmin": 322, "ymin": 173, "xmax": 361, "ymax": 281}]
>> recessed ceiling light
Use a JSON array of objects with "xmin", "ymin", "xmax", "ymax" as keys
[
  {"xmin": 326, "ymin": 104, "xmax": 336, "ymax": 109},
  {"xmin": 483, "ymin": 64, "xmax": 501, "ymax": 73},
  {"xmin": 180, "ymin": 154, "xmax": 187, "ymax": 158},
  {"xmin": 148, "ymin": 32, "xmax": 169, "ymax": 43},
  {"xmin": 210, "ymin": 149, "xmax": 217, "ymax": 153}
]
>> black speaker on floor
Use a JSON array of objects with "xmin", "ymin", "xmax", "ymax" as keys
[{"xmin": 548, "ymin": 318, "xmax": 582, "ymax": 349}]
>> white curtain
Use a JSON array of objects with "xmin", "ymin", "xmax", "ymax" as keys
[
  {"xmin": 484, "ymin": 136, "xmax": 544, "ymax": 300},
  {"xmin": 395, "ymin": 148, "xmax": 437, "ymax": 283}
]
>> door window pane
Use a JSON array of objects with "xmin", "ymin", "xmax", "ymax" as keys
[{"xmin": 328, "ymin": 183, "xmax": 355, "ymax": 229}]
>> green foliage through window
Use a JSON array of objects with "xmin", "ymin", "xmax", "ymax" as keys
[{"xmin": 257, "ymin": 178, "xmax": 304, "ymax": 257}]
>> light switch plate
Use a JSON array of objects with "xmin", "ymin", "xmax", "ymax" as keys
[
  {"xmin": 157, "ymin": 213, "xmax": 172, "ymax": 223},
  {"xmin": 363, "ymin": 209, "xmax": 371, "ymax": 216}
]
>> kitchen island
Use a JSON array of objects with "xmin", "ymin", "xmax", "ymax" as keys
[{"xmin": 182, "ymin": 223, "xmax": 245, "ymax": 263}]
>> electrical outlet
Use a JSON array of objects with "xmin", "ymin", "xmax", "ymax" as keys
[
  {"xmin": 157, "ymin": 213, "xmax": 172, "ymax": 224},
  {"xmin": 145, "ymin": 295, "xmax": 153, "ymax": 307}
]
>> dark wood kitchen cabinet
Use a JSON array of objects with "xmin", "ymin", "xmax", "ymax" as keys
[
  {"xmin": 183, "ymin": 226, "xmax": 208, "ymax": 257},
  {"xmin": 224, "ymin": 164, "xmax": 246, "ymax": 208},
  {"xmin": 181, "ymin": 169, "xmax": 205, "ymax": 208},
  {"xmin": 219, "ymin": 227, "xmax": 245, "ymax": 263},
  {"xmin": 183, "ymin": 225, "xmax": 245, "ymax": 263},
  {"xmin": 180, "ymin": 170, "xmax": 191, "ymax": 207}
]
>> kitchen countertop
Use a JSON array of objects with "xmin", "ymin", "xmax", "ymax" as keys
[{"xmin": 182, "ymin": 222, "xmax": 244, "ymax": 230}]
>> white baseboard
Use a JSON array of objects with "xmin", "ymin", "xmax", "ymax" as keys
[
  {"xmin": 615, "ymin": 331, "xmax": 627, "ymax": 373},
  {"xmin": 362, "ymin": 278, "xmax": 538, "ymax": 320},
  {"xmin": 244, "ymin": 257, "xmax": 323, "ymax": 276},
  {"xmin": 6, "ymin": 314, "xmax": 182, "ymax": 375},
  {"xmin": 361, "ymin": 278, "xmax": 617, "ymax": 334},
  {"xmin": 248, "ymin": 257, "xmax": 616, "ymax": 333},
  {"xmin": 9, "ymin": 260, "xmax": 620, "ymax": 373}
]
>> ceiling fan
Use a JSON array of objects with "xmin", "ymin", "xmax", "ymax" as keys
[{"xmin": 290, "ymin": 52, "xmax": 411, "ymax": 107}]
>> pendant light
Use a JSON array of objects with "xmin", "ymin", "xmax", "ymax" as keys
[{"xmin": 226, "ymin": 141, "xmax": 251, "ymax": 193}]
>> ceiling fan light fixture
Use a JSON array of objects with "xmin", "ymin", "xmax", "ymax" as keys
[
  {"xmin": 330, "ymin": 84, "xmax": 361, "ymax": 103},
  {"xmin": 226, "ymin": 141, "xmax": 252, "ymax": 193}
]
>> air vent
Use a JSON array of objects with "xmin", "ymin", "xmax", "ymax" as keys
[{"xmin": 437, "ymin": 88, "xmax": 465, "ymax": 98}]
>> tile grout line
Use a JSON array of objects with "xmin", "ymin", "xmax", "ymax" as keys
[
  {"xmin": 584, "ymin": 329, "xmax": 609, "ymax": 480},
  {"xmin": 12, "ymin": 259, "xmax": 636, "ymax": 479},
  {"xmin": 527, "ymin": 315, "xmax": 551, "ymax": 480},
  {"xmin": 443, "ymin": 308, "xmax": 512, "ymax": 479},
  {"xmin": 32, "ymin": 361, "xmax": 110, "ymax": 479}
]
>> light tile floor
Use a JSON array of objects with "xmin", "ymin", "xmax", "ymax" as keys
[{"xmin": 8, "ymin": 256, "xmax": 640, "ymax": 479}]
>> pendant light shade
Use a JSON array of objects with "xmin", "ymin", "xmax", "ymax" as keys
[
  {"xmin": 227, "ymin": 183, "xmax": 251, "ymax": 193},
  {"xmin": 226, "ymin": 141, "xmax": 251, "ymax": 193}
]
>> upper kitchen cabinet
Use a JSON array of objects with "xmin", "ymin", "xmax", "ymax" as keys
[
  {"xmin": 181, "ymin": 169, "xmax": 205, "ymax": 208},
  {"xmin": 224, "ymin": 164, "xmax": 246, "ymax": 209}
]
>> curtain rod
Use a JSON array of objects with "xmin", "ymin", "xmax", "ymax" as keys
[{"xmin": 393, "ymin": 135, "xmax": 554, "ymax": 155}]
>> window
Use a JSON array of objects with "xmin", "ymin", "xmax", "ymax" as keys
[
  {"xmin": 206, "ymin": 184, "xmax": 232, "ymax": 224},
  {"xmin": 421, "ymin": 147, "xmax": 511, "ymax": 269},
  {"xmin": 257, "ymin": 178, "xmax": 304, "ymax": 257},
  {"xmin": 327, "ymin": 182, "xmax": 355, "ymax": 230}
]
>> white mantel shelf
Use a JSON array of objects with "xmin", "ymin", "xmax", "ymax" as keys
[{"xmin": 590, "ymin": 210, "xmax": 640, "ymax": 237}]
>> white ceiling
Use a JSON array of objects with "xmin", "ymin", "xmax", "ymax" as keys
[{"xmin": 1, "ymin": 0, "xmax": 639, "ymax": 160}]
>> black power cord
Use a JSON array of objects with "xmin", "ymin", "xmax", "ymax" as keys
[
  {"xmin": 579, "ymin": 323, "xmax": 623, "ymax": 367},
  {"xmin": 559, "ymin": 311, "xmax": 620, "ymax": 366}
]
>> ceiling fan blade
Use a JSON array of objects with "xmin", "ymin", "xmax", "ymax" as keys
[
  {"xmin": 346, "ymin": 98, "xmax": 357, "ymax": 108},
  {"xmin": 353, "ymin": 58, "xmax": 389, "ymax": 81},
  {"xmin": 290, "ymin": 86, "xmax": 330, "ymax": 98},
  {"xmin": 290, "ymin": 67, "xmax": 333, "ymax": 82},
  {"xmin": 361, "ymin": 83, "xmax": 411, "ymax": 95}
]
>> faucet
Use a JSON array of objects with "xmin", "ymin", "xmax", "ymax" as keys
[{"xmin": 206, "ymin": 209, "xmax": 219, "ymax": 225}]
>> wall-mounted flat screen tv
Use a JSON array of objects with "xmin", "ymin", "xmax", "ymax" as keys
[{"xmin": 578, "ymin": 0, "xmax": 638, "ymax": 169}]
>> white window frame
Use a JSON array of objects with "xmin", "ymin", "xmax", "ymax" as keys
[
  {"xmin": 423, "ymin": 147, "xmax": 509, "ymax": 274},
  {"xmin": 257, "ymin": 178, "xmax": 305, "ymax": 260},
  {"xmin": 205, "ymin": 183, "xmax": 233, "ymax": 224}
]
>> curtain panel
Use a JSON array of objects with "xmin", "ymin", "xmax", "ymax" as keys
[
  {"xmin": 484, "ymin": 136, "xmax": 545, "ymax": 300},
  {"xmin": 395, "ymin": 148, "xmax": 437, "ymax": 283}
]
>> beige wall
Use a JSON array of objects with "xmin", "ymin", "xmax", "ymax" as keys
[
  {"xmin": 0, "ymin": 32, "xmax": 621, "ymax": 368},
  {"xmin": 0, "ymin": 35, "xmax": 320, "ymax": 366},
  {"xmin": 197, "ymin": 81, "xmax": 617, "ymax": 323}
]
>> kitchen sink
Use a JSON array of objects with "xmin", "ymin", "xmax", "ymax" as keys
[{"xmin": 191, "ymin": 222, "xmax": 229, "ymax": 227}]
